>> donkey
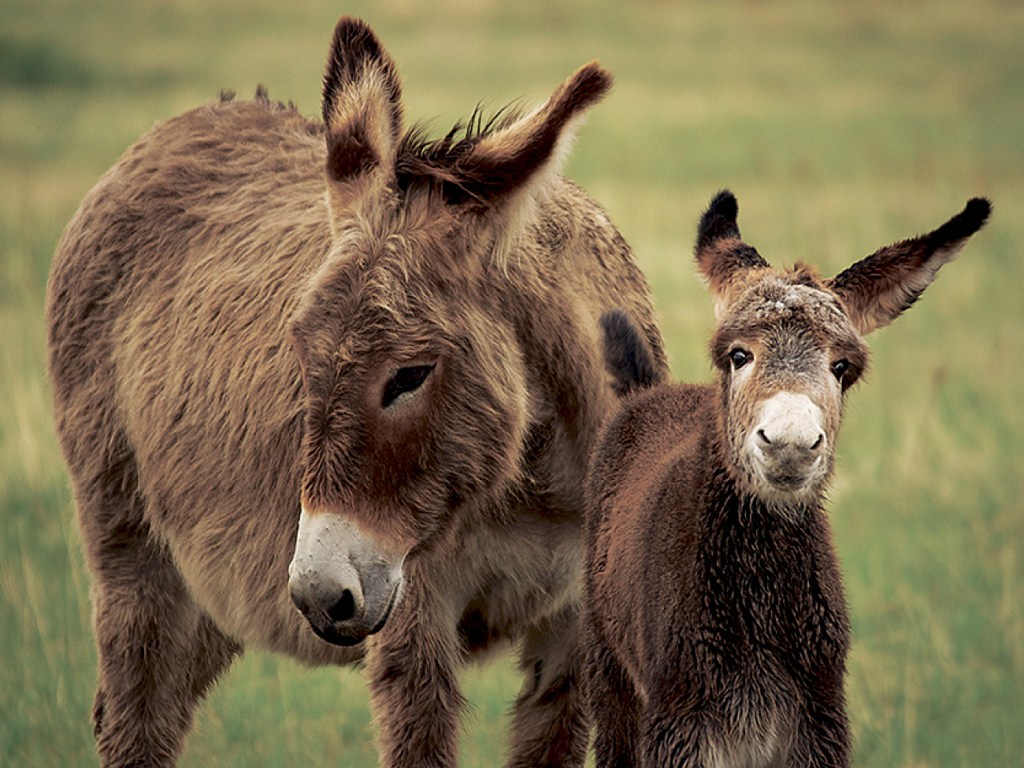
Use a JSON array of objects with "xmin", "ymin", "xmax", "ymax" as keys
[
  {"xmin": 45, "ymin": 17, "xmax": 667, "ymax": 768},
  {"xmin": 581, "ymin": 190, "xmax": 990, "ymax": 767}
]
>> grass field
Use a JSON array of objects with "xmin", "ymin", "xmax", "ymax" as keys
[{"xmin": 2, "ymin": 0, "xmax": 1022, "ymax": 765}]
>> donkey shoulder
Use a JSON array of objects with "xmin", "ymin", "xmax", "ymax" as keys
[{"xmin": 591, "ymin": 383, "xmax": 710, "ymax": 487}]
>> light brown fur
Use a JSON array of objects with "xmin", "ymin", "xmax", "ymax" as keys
[{"xmin": 46, "ymin": 18, "xmax": 666, "ymax": 768}]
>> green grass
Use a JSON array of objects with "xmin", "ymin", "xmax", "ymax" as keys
[{"xmin": 2, "ymin": 0, "xmax": 1022, "ymax": 765}]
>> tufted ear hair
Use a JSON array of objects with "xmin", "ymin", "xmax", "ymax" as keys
[
  {"xmin": 826, "ymin": 198, "xmax": 991, "ymax": 335},
  {"xmin": 321, "ymin": 17, "xmax": 403, "ymax": 220},
  {"xmin": 693, "ymin": 190, "xmax": 770, "ymax": 317},
  {"xmin": 444, "ymin": 63, "xmax": 611, "ymax": 207},
  {"xmin": 430, "ymin": 63, "xmax": 612, "ymax": 258}
]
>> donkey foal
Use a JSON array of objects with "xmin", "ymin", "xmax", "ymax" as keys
[{"xmin": 582, "ymin": 191, "xmax": 990, "ymax": 767}]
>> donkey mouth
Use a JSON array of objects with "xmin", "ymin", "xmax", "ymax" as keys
[
  {"xmin": 753, "ymin": 451, "xmax": 825, "ymax": 496},
  {"xmin": 310, "ymin": 622, "xmax": 365, "ymax": 647},
  {"xmin": 308, "ymin": 580, "xmax": 401, "ymax": 647},
  {"xmin": 367, "ymin": 581, "xmax": 401, "ymax": 635},
  {"xmin": 764, "ymin": 471, "xmax": 811, "ymax": 490}
]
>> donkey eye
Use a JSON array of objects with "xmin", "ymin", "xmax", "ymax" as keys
[
  {"xmin": 831, "ymin": 359, "xmax": 850, "ymax": 382},
  {"xmin": 382, "ymin": 365, "xmax": 435, "ymax": 408},
  {"xmin": 729, "ymin": 348, "xmax": 752, "ymax": 370}
]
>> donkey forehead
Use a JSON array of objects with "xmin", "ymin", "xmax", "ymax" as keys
[
  {"xmin": 290, "ymin": 252, "xmax": 455, "ymax": 368},
  {"xmin": 336, "ymin": 195, "xmax": 455, "ymax": 268},
  {"xmin": 720, "ymin": 277, "xmax": 857, "ymax": 346},
  {"xmin": 313, "ymin": 199, "xmax": 464, "ymax": 299}
]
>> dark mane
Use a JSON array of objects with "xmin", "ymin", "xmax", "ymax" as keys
[
  {"xmin": 395, "ymin": 102, "xmax": 526, "ymax": 202},
  {"xmin": 217, "ymin": 86, "xmax": 312, "ymax": 127}
]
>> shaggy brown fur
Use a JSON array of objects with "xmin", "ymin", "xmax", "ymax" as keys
[
  {"xmin": 46, "ymin": 17, "xmax": 666, "ymax": 768},
  {"xmin": 582, "ymin": 191, "xmax": 989, "ymax": 767}
]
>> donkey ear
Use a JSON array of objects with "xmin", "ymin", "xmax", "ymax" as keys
[
  {"xmin": 321, "ymin": 18, "xmax": 403, "ymax": 212},
  {"xmin": 826, "ymin": 198, "xmax": 991, "ymax": 335},
  {"xmin": 446, "ymin": 63, "xmax": 612, "ymax": 229},
  {"xmin": 694, "ymin": 190, "xmax": 770, "ymax": 313}
]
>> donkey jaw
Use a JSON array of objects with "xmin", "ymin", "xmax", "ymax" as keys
[
  {"xmin": 288, "ymin": 507, "xmax": 407, "ymax": 646},
  {"xmin": 743, "ymin": 454, "xmax": 827, "ymax": 506}
]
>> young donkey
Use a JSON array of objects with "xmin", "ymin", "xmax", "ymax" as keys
[
  {"xmin": 46, "ymin": 17, "xmax": 667, "ymax": 768},
  {"xmin": 583, "ymin": 191, "xmax": 990, "ymax": 767}
]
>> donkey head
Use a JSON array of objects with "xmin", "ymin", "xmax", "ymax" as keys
[
  {"xmin": 286, "ymin": 18, "xmax": 612, "ymax": 645},
  {"xmin": 695, "ymin": 190, "xmax": 990, "ymax": 512}
]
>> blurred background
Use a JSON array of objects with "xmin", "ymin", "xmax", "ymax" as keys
[{"xmin": 2, "ymin": 0, "xmax": 1021, "ymax": 765}]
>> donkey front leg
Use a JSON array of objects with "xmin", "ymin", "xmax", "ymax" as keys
[
  {"xmin": 506, "ymin": 605, "xmax": 588, "ymax": 768},
  {"xmin": 365, "ymin": 586, "xmax": 464, "ymax": 768},
  {"xmin": 581, "ymin": 629, "xmax": 640, "ymax": 768},
  {"xmin": 637, "ymin": 708, "xmax": 708, "ymax": 768},
  {"xmin": 86, "ymin": 507, "xmax": 240, "ymax": 767},
  {"xmin": 787, "ymin": 697, "xmax": 850, "ymax": 768}
]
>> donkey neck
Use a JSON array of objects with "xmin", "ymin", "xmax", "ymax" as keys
[
  {"xmin": 696, "ymin": 433, "xmax": 829, "ymax": 629},
  {"xmin": 704, "ymin": 400, "xmax": 822, "ymax": 532}
]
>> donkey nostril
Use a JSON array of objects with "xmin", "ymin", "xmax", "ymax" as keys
[
  {"xmin": 810, "ymin": 434, "xmax": 824, "ymax": 451},
  {"xmin": 326, "ymin": 590, "xmax": 357, "ymax": 623},
  {"xmin": 757, "ymin": 429, "xmax": 772, "ymax": 446}
]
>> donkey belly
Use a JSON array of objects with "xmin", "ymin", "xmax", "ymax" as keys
[{"xmin": 158, "ymin": 494, "xmax": 363, "ymax": 667}]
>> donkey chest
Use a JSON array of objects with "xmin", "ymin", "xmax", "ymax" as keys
[
  {"xmin": 455, "ymin": 515, "xmax": 583, "ymax": 652},
  {"xmin": 676, "ymin": 534, "xmax": 845, "ymax": 764},
  {"xmin": 700, "ymin": 519, "xmax": 841, "ymax": 650},
  {"xmin": 693, "ymin": 558, "xmax": 813, "ymax": 685}
]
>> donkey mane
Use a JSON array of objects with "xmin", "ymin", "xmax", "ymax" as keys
[
  {"xmin": 213, "ymin": 86, "xmax": 533, "ymax": 204},
  {"xmin": 215, "ymin": 88, "xmax": 544, "ymax": 207},
  {"xmin": 218, "ymin": 85, "xmax": 307, "ymax": 120},
  {"xmin": 221, "ymin": 65, "xmax": 607, "ymax": 215},
  {"xmin": 397, "ymin": 104, "xmax": 526, "ymax": 182}
]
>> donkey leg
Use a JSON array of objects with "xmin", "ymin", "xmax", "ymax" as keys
[
  {"xmin": 582, "ymin": 635, "xmax": 640, "ymax": 768},
  {"xmin": 365, "ymin": 586, "xmax": 464, "ymax": 768},
  {"xmin": 636, "ymin": 701, "xmax": 707, "ymax": 768},
  {"xmin": 506, "ymin": 606, "xmax": 588, "ymax": 768},
  {"xmin": 787, "ymin": 700, "xmax": 850, "ymax": 768},
  {"xmin": 86, "ymin": 506, "xmax": 239, "ymax": 767}
]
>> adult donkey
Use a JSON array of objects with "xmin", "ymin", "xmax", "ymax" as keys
[{"xmin": 46, "ymin": 17, "xmax": 666, "ymax": 768}]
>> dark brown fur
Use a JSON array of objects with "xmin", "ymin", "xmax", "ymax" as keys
[
  {"xmin": 582, "ymin": 191, "xmax": 989, "ymax": 767},
  {"xmin": 46, "ymin": 17, "xmax": 666, "ymax": 768}
]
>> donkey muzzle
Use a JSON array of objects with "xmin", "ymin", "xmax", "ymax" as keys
[
  {"xmin": 288, "ymin": 508, "xmax": 405, "ymax": 646},
  {"xmin": 749, "ymin": 391, "xmax": 828, "ymax": 493}
]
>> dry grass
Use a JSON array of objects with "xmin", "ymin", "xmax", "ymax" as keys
[{"xmin": 2, "ymin": 0, "xmax": 1022, "ymax": 765}]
